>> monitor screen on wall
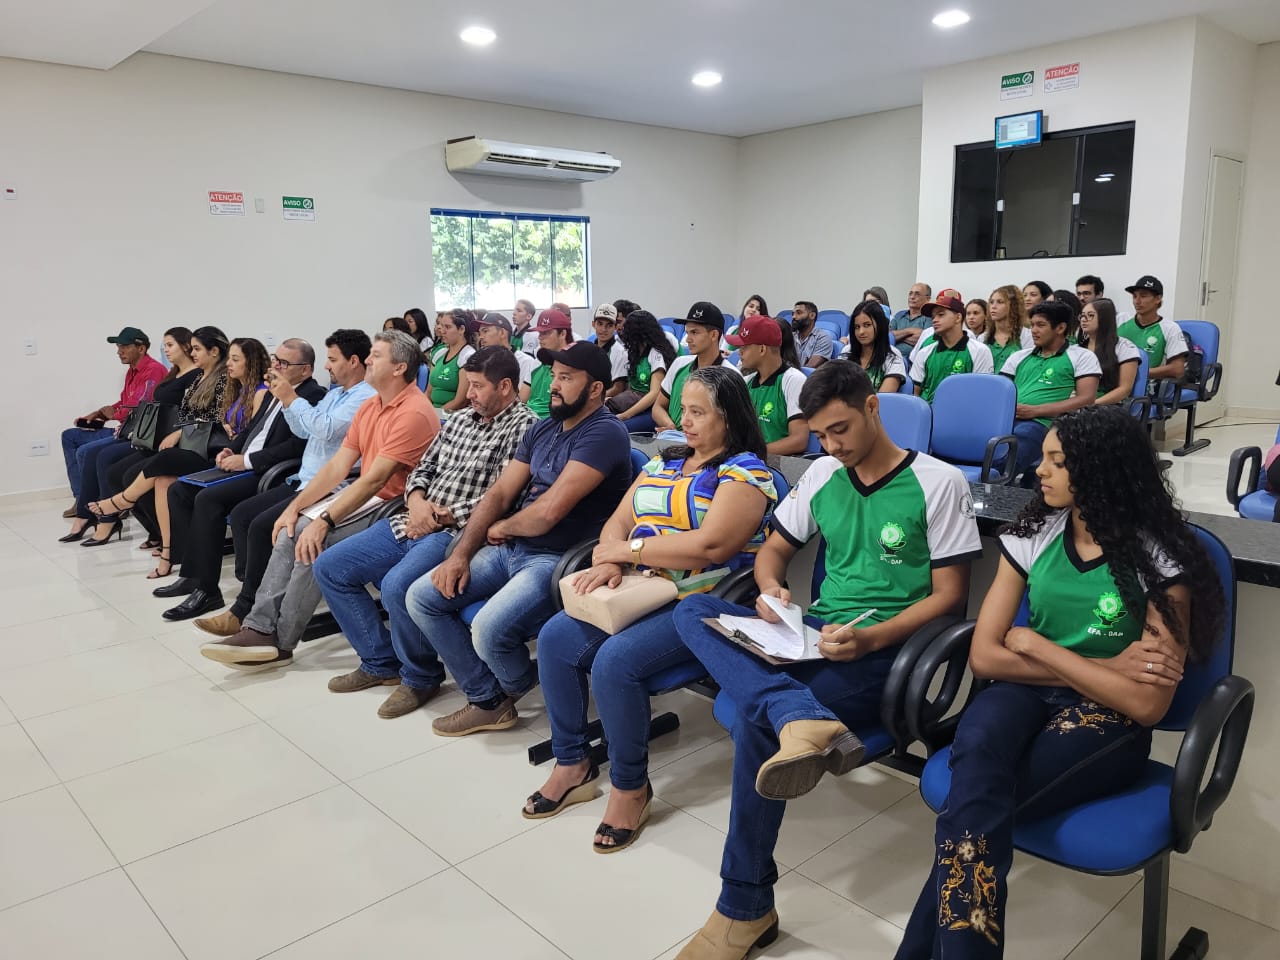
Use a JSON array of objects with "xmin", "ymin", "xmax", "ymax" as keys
[{"xmin": 995, "ymin": 110, "xmax": 1043, "ymax": 149}]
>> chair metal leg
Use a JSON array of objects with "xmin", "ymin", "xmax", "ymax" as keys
[
  {"xmin": 1169, "ymin": 927, "xmax": 1209, "ymax": 960},
  {"xmin": 527, "ymin": 713, "xmax": 682, "ymax": 766},
  {"xmin": 1172, "ymin": 403, "xmax": 1211, "ymax": 457},
  {"xmin": 1141, "ymin": 856, "xmax": 1169, "ymax": 960}
]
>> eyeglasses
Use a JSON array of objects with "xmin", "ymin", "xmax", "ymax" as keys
[{"xmin": 272, "ymin": 356, "xmax": 308, "ymax": 368}]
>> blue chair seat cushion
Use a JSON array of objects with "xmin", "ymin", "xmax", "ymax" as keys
[
  {"xmin": 647, "ymin": 660, "xmax": 710, "ymax": 696},
  {"xmin": 954, "ymin": 463, "xmax": 984, "ymax": 483},
  {"xmin": 1238, "ymin": 490, "xmax": 1276, "ymax": 522},
  {"xmin": 920, "ymin": 746, "xmax": 1175, "ymax": 873},
  {"xmin": 460, "ymin": 601, "xmax": 485, "ymax": 626},
  {"xmin": 712, "ymin": 692, "xmax": 895, "ymax": 764}
]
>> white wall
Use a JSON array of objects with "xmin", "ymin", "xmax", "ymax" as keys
[
  {"xmin": 735, "ymin": 106, "xmax": 922, "ymax": 317},
  {"xmin": 917, "ymin": 18, "xmax": 1198, "ymax": 317},
  {"xmin": 0, "ymin": 53, "xmax": 741, "ymax": 495},
  {"xmin": 1229, "ymin": 42, "xmax": 1280, "ymax": 413}
]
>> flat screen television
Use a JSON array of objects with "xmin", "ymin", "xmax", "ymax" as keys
[{"xmin": 995, "ymin": 110, "xmax": 1043, "ymax": 149}]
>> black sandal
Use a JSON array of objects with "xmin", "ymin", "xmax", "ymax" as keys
[
  {"xmin": 593, "ymin": 782, "xmax": 653, "ymax": 854},
  {"xmin": 139, "ymin": 538, "xmax": 161, "ymax": 551},
  {"xmin": 522, "ymin": 763, "xmax": 600, "ymax": 820},
  {"xmin": 146, "ymin": 549, "xmax": 173, "ymax": 580}
]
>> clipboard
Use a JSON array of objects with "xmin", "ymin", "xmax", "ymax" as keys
[
  {"xmin": 701, "ymin": 617, "xmax": 823, "ymax": 665},
  {"xmin": 179, "ymin": 468, "xmax": 253, "ymax": 487}
]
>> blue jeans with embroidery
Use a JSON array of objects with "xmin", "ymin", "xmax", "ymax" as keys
[
  {"xmin": 61, "ymin": 428, "xmax": 114, "ymax": 498},
  {"xmin": 673, "ymin": 594, "xmax": 897, "ymax": 921},
  {"xmin": 895, "ymin": 681, "xmax": 1152, "ymax": 960}
]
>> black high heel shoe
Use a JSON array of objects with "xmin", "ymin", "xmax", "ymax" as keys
[
  {"xmin": 81, "ymin": 520, "xmax": 124, "ymax": 547},
  {"xmin": 58, "ymin": 523, "xmax": 90, "ymax": 544}
]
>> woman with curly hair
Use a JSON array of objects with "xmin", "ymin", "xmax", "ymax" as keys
[
  {"xmin": 606, "ymin": 309, "xmax": 676, "ymax": 428},
  {"xmin": 981, "ymin": 284, "xmax": 1033, "ymax": 373},
  {"xmin": 897, "ymin": 404, "xmax": 1223, "ymax": 960}
]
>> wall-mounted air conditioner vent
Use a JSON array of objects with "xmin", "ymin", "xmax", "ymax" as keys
[{"xmin": 445, "ymin": 137, "xmax": 621, "ymax": 182}]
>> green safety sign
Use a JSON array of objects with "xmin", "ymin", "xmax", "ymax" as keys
[{"xmin": 282, "ymin": 196, "xmax": 315, "ymax": 221}]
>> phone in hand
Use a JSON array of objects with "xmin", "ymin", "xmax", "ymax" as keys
[{"xmin": 75, "ymin": 418, "xmax": 106, "ymax": 430}]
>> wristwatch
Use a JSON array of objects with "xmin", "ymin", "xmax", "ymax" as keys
[
  {"xmin": 630, "ymin": 537, "xmax": 645, "ymax": 565},
  {"xmin": 319, "ymin": 511, "xmax": 337, "ymax": 531}
]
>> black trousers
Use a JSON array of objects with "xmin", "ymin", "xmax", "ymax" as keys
[
  {"xmin": 170, "ymin": 474, "xmax": 264, "ymax": 590},
  {"xmin": 228, "ymin": 482, "xmax": 299, "ymax": 620}
]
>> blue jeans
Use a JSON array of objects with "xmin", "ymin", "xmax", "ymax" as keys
[
  {"xmin": 1011, "ymin": 419, "xmax": 1048, "ymax": 485},
  {"xmin": 312, "ymin": 520, "xmax": 454, "ymax": 690},
  {"xmin": 74, "ymin": 437, "xmax": 136, "ymax": 520},
  {"xmin": 404, "ymin": 541, "xmax": 560, "ymax": 703},
  {"xmin": 896, "ymin": 682, "xmax": 1152, "ymax": 960},
  {"xmin": 673, "ymin": 595, "xmax": 897, "ymax": 922},
  {"xmin": 61, "ymin": 427, "xmax": 112, "ymax": 497},
  {"xmin": 537, "ymin": 604, "xmax": 695, "ymax": 790}
]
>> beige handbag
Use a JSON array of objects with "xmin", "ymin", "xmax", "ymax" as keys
[{"xmin": 559, "ymin": 570, "xmax": 679, "ymax": 634}]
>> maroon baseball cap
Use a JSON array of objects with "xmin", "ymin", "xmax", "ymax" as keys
[
  {"xmin": 535, "ymin": 309, "xmax": 573, "ymax": 331},
  {"xmin": 725, "ymin": 314, "xmax": 783, "ymax": 348},
  {"xmin": 921, "ymin": 288, "xmax": 964, "ymax": 317}
]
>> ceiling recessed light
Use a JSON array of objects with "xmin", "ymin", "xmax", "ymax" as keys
[
  {"xmin": 692, "ymin": 70, "xmax": 722, "ymax": 88},
  {"xmin": 1094, "ymin": 174, "xmax": 1115, "ymax": 183},
  {"xmin": 932, "ymin": 10, "xmax": 971, "ymax": 28},
  {"xmin": 460, "ymin": 26, "xmax": 496, "ymax": 46}
]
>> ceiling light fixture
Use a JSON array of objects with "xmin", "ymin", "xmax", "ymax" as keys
[
  {"xmin": 460, "ymin": 26, "xmax": 496, "ymax": 46},
  {"xmin": 691, "ymin": 70, "xmax": 723, "ymax": 88},
  {"xmin": 932, "ymin": 10, "xmax": 971, "ymax": 28},
  {"xmin": 1095, "ymin": 173, "xmax": 1115, "ymax": 182}
]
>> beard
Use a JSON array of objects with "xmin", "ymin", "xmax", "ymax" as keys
[{"xmin": 549, "ymin": 385, "xmax": 590, "ymax": 421}]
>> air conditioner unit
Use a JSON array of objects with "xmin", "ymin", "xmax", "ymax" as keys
[{"xmin": 445, "ymin": 136, "xmax": 621, "ymax": 182}]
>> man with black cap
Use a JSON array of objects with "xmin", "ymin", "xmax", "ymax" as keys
[
  {"xmin": 60, "ymin": 327, "xmax": 167, "ymax": 514},
  {"xmin": 654, "ymin": 301, "xmax": 742, "ymax": 433},
  {"xmin": 1118, "ymin": 275, "xmax": 1188, "ymax": 382},
  {"xmin": 402, "ymin": 341, "xmax": 633, "ymax": 737},
  {"xmin": 526, "ymin": 308, "xmax": 575, "ymax": 418},
  {"xmin": 475, "ymin": 311, "xmax": 538, "ymax": 397}
]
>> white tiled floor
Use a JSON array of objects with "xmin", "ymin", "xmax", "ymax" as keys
[{"xmin": 2, "ymin": 418, "xmax": 1277, "ymax": 959}]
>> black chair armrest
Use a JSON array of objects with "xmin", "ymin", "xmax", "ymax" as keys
[
  {"xmin": 1198, "ymin": 361, "xmax": 1223, "ymax": 403},
  {"xmin": 257, "ymin": 458, "xmax": 302, "ymax": 493},
  {"xmin": 709, "ymin": 567, "xmax": 759, "ymax": 606},
  {"xmin": 903, "ymin": 620, "xmax": 984, "ymax": 755},
  {"xmin": 879, "ymin": 615, "xmax": 961, "ymax": 751},
  {"xmin": 1170, "ymin": 675, "xmax": 1255, "ymax": 854},
  {"xmin": 1225, "ymin": 446, "xmax": 1262, "ymax": 508},
  {"xmin": 981, "ymin": 435, "xmax": 1018, "ymax": 485},
  {"xmin": 1148, "ymin": 376, "xmax": 1180, "ymax": 421},
  {"xmin": 1128, "ymin": 395, "xmax": 1152, "ymax": 425},
  {"xmin": 548, "ymin": 538, "xmax": 601, "ymax": 612},
  {"xmin": 370, "ymin": 495, "xmax": 405, "ymax": 523}
]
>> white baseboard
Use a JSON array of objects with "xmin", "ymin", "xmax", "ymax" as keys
[
  {"xmin": 1226, "ymin": 406, "xmax": 1280, "ymax": 421},
  {"xmin": 0, "ymin": 486, "xmax": 67, "ymax": 507}
]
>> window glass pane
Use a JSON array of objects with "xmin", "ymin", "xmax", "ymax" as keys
[
  {"xmin": 951, "ymin": 147, "xmax": 997, "ymax": 262},
  {"xmin": 552, "ymin": 221, "xmax": 589, "ymax": 307},
  {"xmin": 513, "ymin": 219, "xmax": 553, "ymax": 307},
  {"xmin": 999, "ymin": 136, "xmax": 1077, "ymax": 259},
  {"xmin": 1076, "ymin": 127, "xmax": 1134, "ymax": 256},
  {"xmin": 471, "ymin": 216, "xmax": 516, "ymax": 309},
  {"xmin": 429, "ymin": 214, "xmax": 474, "ymax": 309}
]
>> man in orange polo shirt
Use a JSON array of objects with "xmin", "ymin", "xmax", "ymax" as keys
[{"xmin": 202, "ymin": 330, "xmax": 439, "ymax": 669}]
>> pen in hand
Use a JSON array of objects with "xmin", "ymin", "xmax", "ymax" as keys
[{"xmin": 824, "ymin": 608, "xmax": 878, "ymax": 643}]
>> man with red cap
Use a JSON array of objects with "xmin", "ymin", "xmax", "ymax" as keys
[
  {"xmin": 527, "ymin": 309, "xmax": 574, "ymax": 418},
  {"xmin": 727, "ymin": 315, "xmax": 809, "ymax": 457}
]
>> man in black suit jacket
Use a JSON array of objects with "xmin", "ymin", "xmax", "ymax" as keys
[{"xmin": 156, "ymin": 339, "xmax": 327, "ymax": 619}]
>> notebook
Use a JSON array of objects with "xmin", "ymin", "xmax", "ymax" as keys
[
  {"xmin": 704, "ymin": 596, "xmax": 826, "ymax": 663},
  {"xmin": 179, "ymin": 468, "xmax": 253, "ymax": 487}
]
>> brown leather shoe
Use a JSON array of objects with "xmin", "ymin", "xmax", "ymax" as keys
[
  {"xmin": 327, "ymin": 668, "xmax": 401, "ymax": 693},
  {"xmin": 194, "ymin": 610, "xmax": 242, "ymax": 637},
  {"xmin": 62, "ymin": 503, "xmax": 79, "ymax": 519},
  {"xmin": 200, "ymin": 627, "xmax": 281, "ymax": 664},
  {"xmin": 676, "ymin": 908, "xmax": 780, "ymax": 960},
  {"xmin": 754, "ymin": 719, "xmax": 865, "ymax": 800},
  {"xmin": 431, "ymin": 697, "xmax": 518, "ymax": 737},
  {"xmin": 377, "ymin": 684, "xmax": 440, "ymax": 718}
]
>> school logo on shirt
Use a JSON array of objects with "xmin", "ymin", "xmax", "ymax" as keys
[
  {"xmin": 1146, "ymin": 334, "xmax": 1158, "ymax": 348},
  {"xmin": 951, "ymin": 357, "xmax": 966, "ymax": 372},
  {"xmin": 761, "ymin": 400, "xmax": 775, "ymax": 418},
  {"xmin": 878, "ymin": 521, "xmax": 907, "ymax": 564},
  {"xmin": 1039, "ymin": 368, "xmax": 1056, "ymax": 385},
  {"xmin": 1088, "ymin": 590, "xmax": 1127, "ymax": 636}
]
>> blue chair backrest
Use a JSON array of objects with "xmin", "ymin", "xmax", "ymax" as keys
[
  {"xmin": 416, "ymin": 365, "xmax": 429, "ymax": 391},
  {"xmin": 768, "ymin": 466, "xmax": 790, "ymax": 501},
  {"xmin": 880, "ymin": 303, "xmax": 893, "ymax": 320},
  {"xmin": 930, "ymin": 374, "xmax": 1016, "ymax": 464},
  {"xmin": 878, "ymin": 393, "xmax": 933, "ymax": 451},
  {"xmin": 816, "ymin": 319, "xmax": 842, "ymax": 346},
  {"xmin": 776, "ymin": 309, "xmax": 793, "ymax": 323},
  {"xmin": 801, "ymin": 366, "xmax": 815, "ymax": 377},
  {"xmin": 805, "ymin": 431, "xmax": 823, "ymax": 456},
  {"xmin": 659, "ymin": 318, "xmax": 679, "ymax": 336},
  {"xmin": 817, "ymin": 310, "xmax": 850, "ymax": 338},
  {"xmin": 722, "ymin": 312, "xmax": 736, "ymax": 329},
  {"xmin": 1176, "ymin": 320, "xmax": 1220, "ymax": 367},
  {"xmin": 1131, "ymin": 347, "xmax": 1150, "ymax": 399},
  {"xmin": 898, "ymin": 374, "xmax": 915, "ymax": 395},
  {"xmin": 629, "ymin": 447, "xmax": 652, "ymax": 478},
  {"xmin": 1159, "ymin": 525, "xmax": 1236, "ymax": 731},
  {"xmin": 588, "ymin": 333, "xmax": 598, "ymax": 343}
]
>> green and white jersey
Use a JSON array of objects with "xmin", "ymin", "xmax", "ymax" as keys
[
  {"xmin": 527, "ymin": 364, "xmax": 553, "ymax": 419},
  {"xmin": 1117, "ymin": 316, "xmax": 1188, "ymax": 369},
  {"xmin": 910, "ymin": 331, "xmax": 994, "ymax": 402},
  {"xmin": 980, "ymin": 327, "xmax": 1034, "ymax": 376},
  {"xmin": 745, "ymin": 366, "xmax": 807, "ymax": 444},
  {"xmin": 1000, "ymin": 510, "xmax": 1182, "ymax": 659},
  {"xmin": 628, "ymin": 347, "xmax": 668, "ymax": 393},
  {"xmin": 662, "ymin": 354, "xmax": 742, "ymax": 424},
  {"xmin": 839, "ymin": 344, "xmax": 908, "ymax": 390},
  {"xmin": 1000, "ymin": 344, "xmax": 1102, "ymax": 426},
  {"xmin": 598, "ymin": 338, "xmax": 629, "ymax": 384},
  {"xmin": 427, "ymin": 344, "xmax": 475, "ymax": 408},
  {"xmin": 514, "ymin": 349, "xmax": 538, "ymax": 388},
  {"xmin": 773, "ymin": 451, "xmax": 982, "ymax": 627}
]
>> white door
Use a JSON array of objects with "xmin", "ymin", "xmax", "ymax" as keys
[{"xmin": 1196, "ymin": 154, "xmax": 1244, "ymax": 422}]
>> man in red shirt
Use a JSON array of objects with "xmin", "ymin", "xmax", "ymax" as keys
[
  {"xmin": 201, "ymin": 330, "xmax": 439, "ymax": 669},
  {"xmin": 61, "ymin": 327, "xmax": 167, "ymax": 512}
]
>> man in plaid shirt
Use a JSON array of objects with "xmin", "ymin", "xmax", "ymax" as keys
[{"xmin": 313, "ymin": 346, "xmax": 537, "ymax": 718}]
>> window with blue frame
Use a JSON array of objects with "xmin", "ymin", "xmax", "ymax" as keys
[{"xmin": 430, "ymin": 208, "xmax": 591, "ymax": 310}]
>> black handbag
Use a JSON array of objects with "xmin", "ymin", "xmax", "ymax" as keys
[
  {"xmin": 130, "ymin": 402, "xmax": 178, "ymax": 452},
  {"xmin": 178, "ymin": 420, "xmax": 216, "ymax": 455},
  {"xmin": 116, "ymin": 406, "xmax": 141, "ymax": 442}
]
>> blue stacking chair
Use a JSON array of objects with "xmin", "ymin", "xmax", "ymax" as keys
[
  {"xmin": 1225, "ymin": 424, "xmax": 1280, "ymax": 521},
  {"xmin": 817, "ymin": 309, "xmax": 850, "ymax": 340},
  {"xmin": 1129, "ymin": 348, "xmax": 1151, "ymax": 422},
  {"xmin": 910, "ymin": 525, "xmax": 1253, "ymax": 960},
  {"xmin": 929, "ymin": 374, "xmax": 1019, "ymax": 484},
  {"xmin": 815, "ymin": 319, "xmax": 843, "ymax": 356},
  {"xmin": 416, "ymin": 365, "xmax": 430, "ymax": 391},
  {"xmin": 1149, "ymin": 321, "xmax": 1224, "ymax": 457},
  {"xmin": 776, "ymin": 309, "xmax": 793, "ymax": 324},
  {"xmin": 528, "ymin": 465, "xmax": 794, "ymax": 767},
  {"xmin": 878, "ymin": 392, "xmax": 933, "ymax": 452}
]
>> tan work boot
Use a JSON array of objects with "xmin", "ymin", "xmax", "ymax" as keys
[
  {"xmin": 431, "ymin": 697, "xmax": 518, "ymax": 737},
  {"xmin": 377, "ymin": 684, "xmax": 440, "ymax": 719},
  {"xmin": 327, "ymin": 668, "xmax": 401, "ymax": 693},
  {"xmin": 194, "ymin": 610, "xmax": 241, "ymax": 637},
  {"xmin": 754, "ymin": 719, "xmax": 865, "ymax": 800},
  {"xmin": 676, "ymin": 908, "xmax": 780, "ymax": 960}
]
